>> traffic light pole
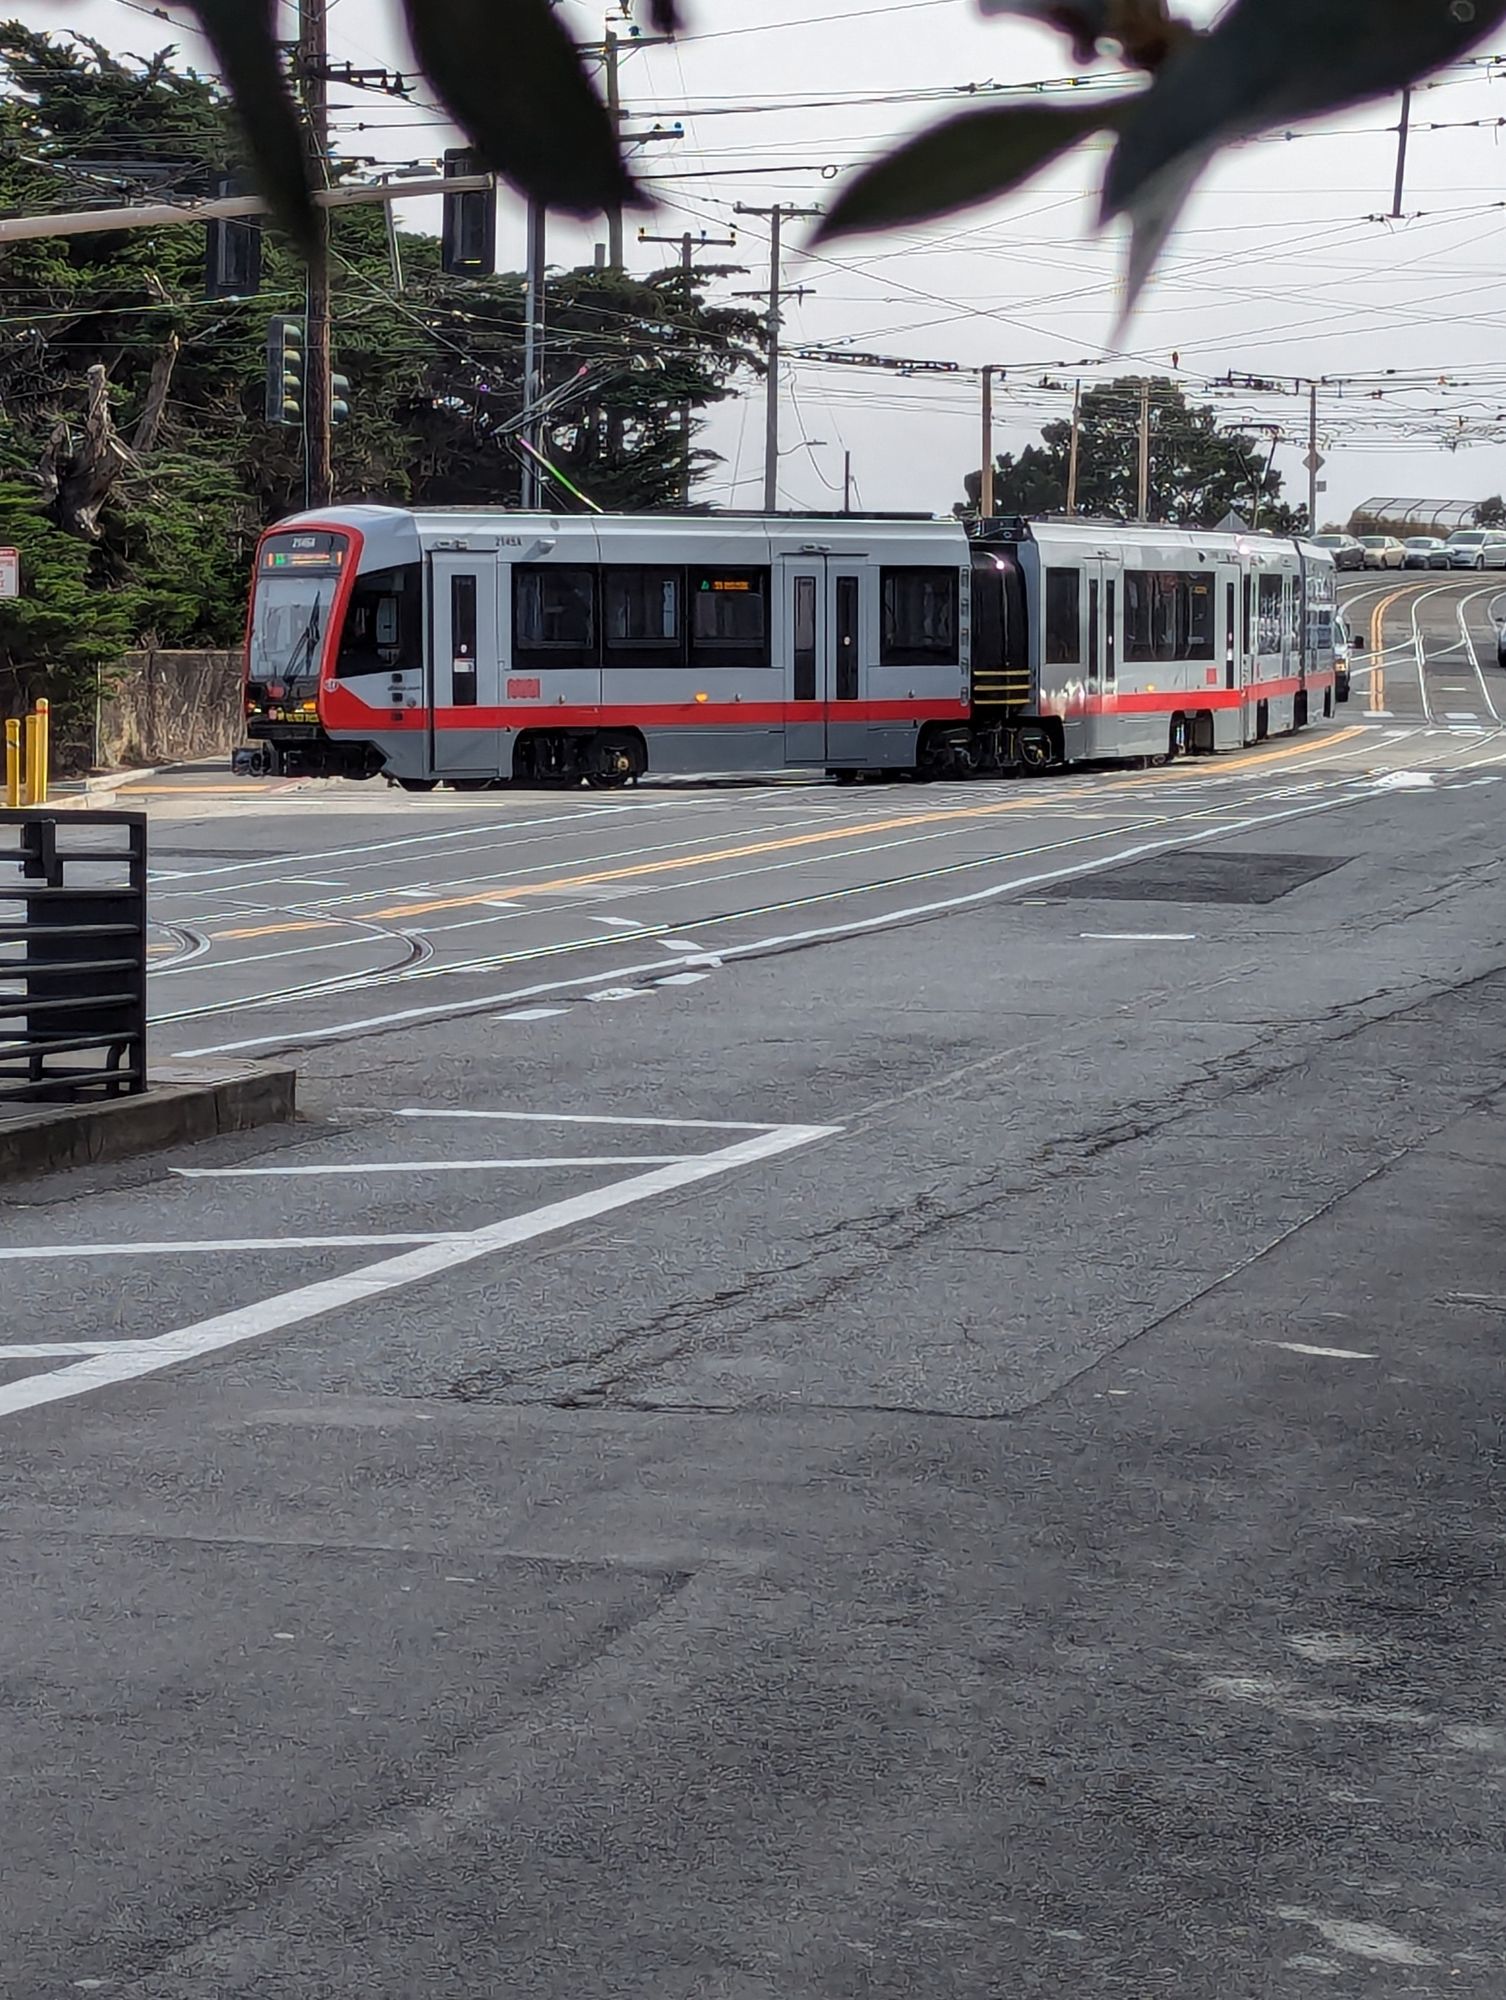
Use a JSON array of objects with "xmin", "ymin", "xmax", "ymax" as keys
[{"xmin": 298, "ymin": 0, "xmax": 334, "ymax": 511}]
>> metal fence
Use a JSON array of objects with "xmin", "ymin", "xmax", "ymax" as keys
[{"xmin": 0, "ymin": 811, "xmax": 148, "ymax": 1104}]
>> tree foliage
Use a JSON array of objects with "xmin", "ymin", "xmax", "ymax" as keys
[{"xmin": 961, "ymin": 378, "xmax": 1303, "ymax": 532}]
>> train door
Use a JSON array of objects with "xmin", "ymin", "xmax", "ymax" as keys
[
  {"xmin": 428, "ymin": 551, "xmax": 501, "ymax": 777},
  {"xmin": 782, "ymin": 560, "xmax": 826, "ymax": 764},
  {"xmin": 779, "ymin": 558, "xmax": 868, "ymax": 766}
]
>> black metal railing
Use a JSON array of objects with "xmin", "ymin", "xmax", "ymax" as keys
[{"xmin": 0, "ymin": 811, "xmax": 148, "ymax": 1104}]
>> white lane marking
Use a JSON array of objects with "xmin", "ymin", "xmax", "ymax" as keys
[
  {"xmin": 149, "ymin": 799, "xmax": 684, "ymax": 891},
  {"xmin": 1363, "ymin": 709, "xmax": 1394, "ymax": 718},
  {"xmin": 1270, "ymin": 1341, "xmax": 1376, "ymax": 1360},
  {"xmin": 389, "ymin": 1108, "xmax": 775, "ymax": 1129},
  {"xmin": 586, "ymin": 986, "xmax": 647, "ymax": 1003},
  {"xmin": 501, "ymin": 1007, "xmax": 566, "ymax": 1021},
  {"xmin": 1080, "ymin": 932, "xmax": 1198, "ymax": 942},
  {"xmin": 589, "ymin": 916, "xmax": 644, "ymax": 929},
  {"xmin": 0, "ymin": 1122, "xmax": 839, "ymax": 1421},
  {"xmin": 0, "ymin": 1233, "xmax": 473, "ymax": 1262},
  {"xmin": 1371, "ymin": 771, "xmax": 1435, "ymax": 790},
  {"xmin": 660, "ymin": 970, "xmax": 711, "ymax": 986},
  {"xmin": 482, "ymin": 899, "xmax": 523, "ymax": 911},
  {"xmin": 1445, "ymin": 712, "xmax": 1480, "ymax": 721},
  {"xmin": 0, "ymin": 1344, "xmax": 149, "ymax": 1358},
  {"xmin": 169, "ymin": 786, "xmax": 1387, "ymax": 1063},
  {"xmin": 659, "ymin": 936, "xmax": 708, "ymax": 952},
  {"xmin": 172, "ymin": 1156, "xmax": 691, "ymax": 1178}
]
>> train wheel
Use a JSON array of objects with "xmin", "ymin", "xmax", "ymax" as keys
[{"xmin": 1017, "ymin": 730, "xmax": 1053, "ymax": 771}]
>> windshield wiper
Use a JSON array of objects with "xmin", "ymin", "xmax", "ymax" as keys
[{"xmin": 275, "ymin": 600, "xmax": 323, "ymax": 685}]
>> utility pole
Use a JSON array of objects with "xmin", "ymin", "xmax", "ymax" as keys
[
  {"xmin": 521, "ymin": 201, "xmax": 548, "ymax": 509},
  {"xmin": 735, "ymin": 201, "xmax": 821, "ymax": 514},
  {"xmin": 296, "ymin": 0, "xmax": 333, "ymax": 510},
  {"xmin": 980, "ymin": 365, "xmax": 995, "ymax": 518},
  {"xmin": 1136, "ymin": 379, "xmax": 1151, "ymax": 522},
  {"xmin": 605, "ymin": 27, "xmax": 624, "ymax": 269},
  {"xmin": 1066, "ymin": 378, "xmax": 1082, "ymax": 515},
  {"xmin": 843, "ymin": 449, "xmax": 852, "ymax": 514},
  {"xmin": 594, "ymin": 18, "xmax": 678, "ymax": 268},
  {"xmin": 639, "ymin": 225, "xmax": 738, "ymax": 506},
  {"xmin": 1307, "ymin": 380, "xmax": 1320, "ymax": 531},
  {"xmin": 1392, "ymin": 86, "xmax": 1413, "ymax": 218}
]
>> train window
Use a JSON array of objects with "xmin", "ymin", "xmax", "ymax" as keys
[
  {"xmin": 793, "ymin": 576, "xmax": 817, "ymax": 701},
  {"xmin": 514, "ymin": 565, "xmax": 596, "ymax": 667},
  {"xmin": 836, "ymin": 576, "xmax": 860, "ymax": 701},
  {"xmin": 333, "ymin": 563, "xmax": 422, "ymax": 679},
  {"xmin": 450, "ymin": 574, "xmax": 478, "ymax": 706},
  {"xmin": 1044, "ymin": 567, "xmax": 1080, "ymax": 665},
  {"xmin": 1243, "ymin": 575, "xmax": 1254, "ymax": 654},
  {"xmin": 1185, "ymin": 575, "xmax": 1214, "ymax": 659},
  {"xmin": 688, "ymin": 567, "xmax": 770, "ymax": 667},
  {"xmin": 1257, "ymin": 573, "xmax": 1284, "ymax": 654},
  {"xmin": 1105, "ymin": 579, "xmax": 1116, "ymax": 683},
  {"xmin": 1124, "ymin": 570, "xmax": 1216, "ymax": 662},
  {"xmin": 603, "ymin": 567, "xmax": 682, "ymax": 666},
  {"xmin": 880, "ymin": 567, "xmax": 958, "ymax": 666},
  {"xmin": 1087, "ymin": 578, "xmax": 1100, "ymax": 683}
]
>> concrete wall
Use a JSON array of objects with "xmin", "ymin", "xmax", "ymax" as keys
[{"xmin": 98, "ymin": 649, "xmax": 243, "ymax": 769}]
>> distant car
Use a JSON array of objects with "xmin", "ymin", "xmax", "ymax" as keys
[
  {"xmin": 1476, "ymin": 537, "xmax": 1506, "ymax": 571},
  {"xmin": 1447, "ymin": 529, "xmax": 1492, "ymax": 569},
  {"xmin": 1358, "ymin": 535, "xmax": 1406, "ymax": 570},
  {"xmin": 1311, "ymin": 532, "xmax": 1366, "ymax": 572},
  {"xmin": 1403, "ymin": 536, "xmax": 1451, "ymax": 569}
]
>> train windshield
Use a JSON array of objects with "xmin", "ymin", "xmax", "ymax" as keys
[{"xmin": 248, "ymin": 531, "xmax": 348, "ymax": 686}]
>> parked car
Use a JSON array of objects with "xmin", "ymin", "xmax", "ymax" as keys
[
  {"xmin": 1446, "ymin": 529, "xmax": 1492, "ymax": 568},
  {"xmin": 1403, "ymin": 536, "xmax": 1452, "ymax": 569},
  {"xmin": 1311, "ymin": 532, "xmax": 1366, "ymax": 572},
  {"xmin": 1358, "ymin": 535, "xmax": 1406, "ymax": 569},
  {"xmin": 1476, "ymin": 537, "xmax": 1506, "ymax": 570}
]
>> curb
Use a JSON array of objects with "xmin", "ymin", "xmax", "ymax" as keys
[
  {"xmin": 0, "ymin": 1060, "xmax": 296, "ymax": 1184},
  {"xmin": 45, "ymin": 766, "xmax": 171, "ymax": 811}
]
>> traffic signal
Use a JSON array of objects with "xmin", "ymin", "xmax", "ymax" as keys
[
  {"xmin": 331, "ymin": 370, "xmax": 351, "ymax": 425},
  {"xmin": 442, "ymin": 148, "xmax": 496, "ymax": 277},
  {"xmin": 265, "ymin": 317, "xmax": 306, "ymax": 426},
  {"xmin": 205, "ymin": 178, "xmax": 262, "ymax": 300}
]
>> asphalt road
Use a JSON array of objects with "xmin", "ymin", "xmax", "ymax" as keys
[{"xmin": 7, "ymin": 652, "xmax": 1506, "ymax": 1995}]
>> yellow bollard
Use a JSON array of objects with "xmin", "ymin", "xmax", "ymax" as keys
[
  {"xmin": 4, "ymin": 716, "xmax": 19, "ymax": 809},
  {"xmin": 30, "ymin": 697, "xmax": 48, "ymax": 807},
  {"xmin": 23, "ymin": 707, "xmax": 38, "ymax": 805}
]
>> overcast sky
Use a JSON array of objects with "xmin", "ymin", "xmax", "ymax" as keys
[{"xmin": 28, "ymin": 0, "xmax": 1506, "ymax": 524}]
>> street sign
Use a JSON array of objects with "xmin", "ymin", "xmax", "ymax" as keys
[
  {"xmin": 1303, "ymin": 451, "xmax": 1326, "ymax": 474},
  {"xmin": 0, "ymin": 548, "xmax": 20, "ymax": 599}
]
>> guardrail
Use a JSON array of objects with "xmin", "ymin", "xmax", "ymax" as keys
[
  {"xmin": 0, "ymin": 810, "xmax": 148, "ymax": 1104},
  {"xmin": 4, "ymin": 699, "xmax": 51, "ymax": 807}
]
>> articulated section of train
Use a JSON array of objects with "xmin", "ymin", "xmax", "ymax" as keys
[{"xmin": 242, "ymin": 506, "xmax": 1343, "ymax": 789}]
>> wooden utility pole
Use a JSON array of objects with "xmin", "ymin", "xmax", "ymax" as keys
[
  {"xmin": 980, "ymin": 366, "xmax": 995, "ymax": 519},
  {"xmin": 297, "ymin": 0, "xmax": 333, "ymax": 510},
  {"xmin": 1065, "ymin": 378, "xmax": 1082, "ymax": 515},
  {"xmin": 734, "ymin": 201, "xmax": 821, "ymax": 514},
  {"xmin": 1136, "ymin": 379, "xmax": 1151, "ymax": 522}
]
